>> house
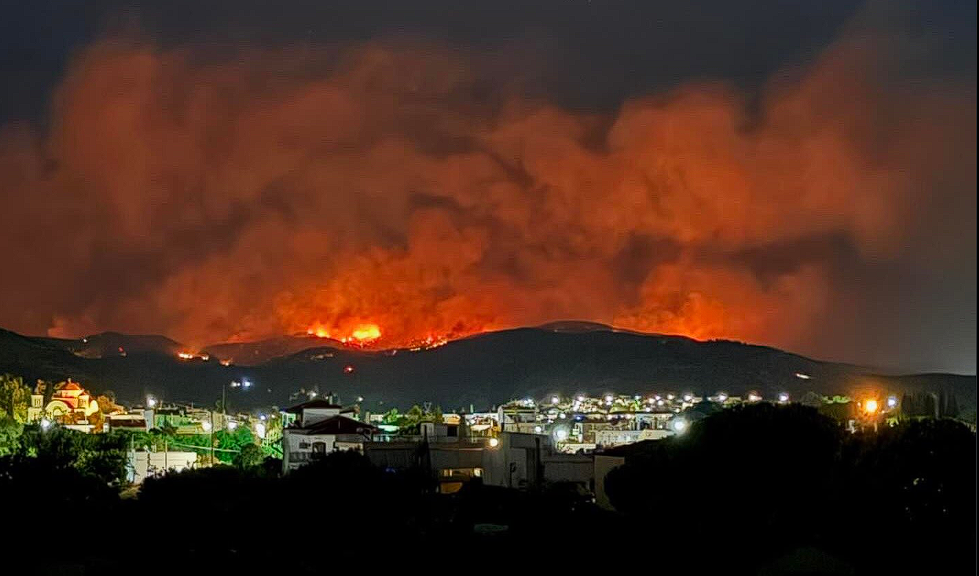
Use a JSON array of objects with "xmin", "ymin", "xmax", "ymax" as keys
[
  {"xmin": 498, "ymin": 401, "xmax": 538, "ymax": 434},
  {"xmin": 281, "ymin": 399, "xmax": 378, "ymax": 473}
]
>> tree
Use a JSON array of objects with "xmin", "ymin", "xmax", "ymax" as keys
[
  {"xmin": 0, "ymin": 374, "xmax": 31, "ymax": 423},
  {"xmin": 0, "ymin": 417, "xmax": 24, "ymax": 456},
  {"xmin": 233, "ymin": 443, "xmax": 264, "ymax": 469}
]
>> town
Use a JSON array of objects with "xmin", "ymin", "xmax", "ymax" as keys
[{"xmin": 1, "ymin": 372, "xmax": 966, "ymax": 488}]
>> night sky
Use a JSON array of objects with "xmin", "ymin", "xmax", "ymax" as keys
[{"xmin": 0, "ymin": 0, "xmax": 975, "ymax": 373}]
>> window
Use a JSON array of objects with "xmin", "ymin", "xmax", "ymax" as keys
[{"xmin": 311, "ymin": 441, "xmax": 327, "ymax": 459}]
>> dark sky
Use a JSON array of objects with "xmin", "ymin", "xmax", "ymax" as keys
[{"xmin": 0, "ymin": 0, "xmax": 975, "ymax": 373}]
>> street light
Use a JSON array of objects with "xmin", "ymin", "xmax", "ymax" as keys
[
  {"xmin": 864, "ymin": 399, "xmax": 879, "ymax": 415},
  {"xmin": 673, "ymin": 418, "xmax": 688, "ymax": 434},
  {"xmin": 40, "ymin": 418, "xmax": 52, "ymax": 431},
  {"xmin": 778, "ymin": 392, "xmax": 790, "ymax": 403},
  {"xmin": 489, "ymin": 437, "xmax": 500, "ymax": 448},
  {"xmin": 146, "ymin": 396, "xmax": 158, "ymax": 408},
  {"xmin": 886, "ymin": 396, "xmax": 898, "ymax": 409}
]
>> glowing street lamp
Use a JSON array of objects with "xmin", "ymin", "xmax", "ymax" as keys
[
  {"xmin": 778, "ymin": 392, "xmax": 790, "ymax": 404},
  {"xmin": 672, "ymin": 418, "xmax": 688, "ymax": 434},
  {"xmin": 146, "ymin": 396, "xmax": 158, "ymax": 408},
  {"xmin": 40, "ymin": 417, "xmax": 53, "ymax": 431},
  {"xmin": 886, "ymin": 396, "xmax": 898, "ymax": 409},
  {"xmin": 488, "ymin": 437, "xmax": 500, "ymax": 448},
  {"xmin": 552, "ymin": 425, "xmax": 570, "ymax": 443},
  {"xmin": 863, "ymin": 399, "xmax": 879, "ymax": 415}
]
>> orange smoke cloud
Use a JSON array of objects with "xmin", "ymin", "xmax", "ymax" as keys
[{"xmin": 0, "ymin": 26, "xmax": 973, "ymax": 357}]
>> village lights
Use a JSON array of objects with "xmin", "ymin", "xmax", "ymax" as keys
[
  {"xmin": 673, "ymin": 418, "xmax": 688, "ymax": 434},
  {"xmin": 778, "ymin": 392, "xmax": 790, "ymax": 403},
  {"xmin": 227, "ymin": 420, "xmax": 238, "ymax": 431},
  {"xmin": 887, "ymin": 396, "xmax": 898, "ymax": 408},
  {"xmin": 864, "ymin": 399, "xmax": 879, "ymax": 415},
  {"xmin": 551, "ymin": 396, "xmax": 560, "ymax": 405},
  {"xmin": 146, "ymin": 396, "xmax": 158, "ymax": 408},
  {"xmin": 40, "ymin": 417, "xmax": 52, "ymax": 431},
  {"xmin": 255, "ymin": 422, "xmax": 266, "ymax": 439},
  {"xmin": 683, "ymin": 393, "xmax": 693, "ymax": 402},
  {"xmin": 716, "ymin": 393, "xmax": 728, "ymax": 403},
  {"xmin": 747, "ymin": 392, "xmax": 762, "ymax": 402},
  {"xmin": 489, "ymin": 438, "xmax": 500, "ymax": 448}
]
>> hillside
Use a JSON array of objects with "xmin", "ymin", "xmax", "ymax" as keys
[
  {"xmin": 201, "ymin": 335, "xmax": 345, "ymax": 365},
  {"xmin": 0, "ymin": 325, "xmax": 974, "ymax": 421}
]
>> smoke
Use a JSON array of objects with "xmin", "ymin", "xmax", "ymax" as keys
[{"xmin": 0, "ymin": 13, "xmax": 974, "ymax": 369}]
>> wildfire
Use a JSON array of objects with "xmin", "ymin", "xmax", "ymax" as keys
[
  {"xmin": 305, "ymin": 322, "xmax": 383, "ymax": 347},
  {"xmin": 350, "ymin": 324, "xmax": 381, "ymax": 342}
]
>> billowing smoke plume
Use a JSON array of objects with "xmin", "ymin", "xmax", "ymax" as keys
[{"xmin": 0, "ymin": 14, "xmax": 974, "ymax": 368}]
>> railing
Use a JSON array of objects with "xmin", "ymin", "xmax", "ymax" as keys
[{"xmin": 369, "ymin": 435, "xmax": 491, "ymax": 446}]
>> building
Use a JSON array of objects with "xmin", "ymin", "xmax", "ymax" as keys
[
  {"xmin": 127, "ymin": 451, "xmax": 199, "ymax": 484},
  {"xmin": 281, "ymin": 399, "xmax": 378, "ymax": 473},
  {"xmin": 498, "ymin": 401, "xmax": 538, "ymax": 434},
  {"xmin": 27, "ymin": 380, "xmax": 102, "ymax": 432},
  {"xmin": 481, "ymin": 431, "xmax": 592, "ymax": 491},
  {"xmin": 593, "ymin": 428, "xmax": 672, "ymax": 447},
  {"xmin": 365, "ymin": 434, "xmax": 489, "ymax": 493}
]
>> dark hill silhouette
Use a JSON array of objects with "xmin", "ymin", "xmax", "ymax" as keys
[
  {"xmin": 1, "ymin": 325, "xmax": 974, "ymax": 420},
  {"xmin": 201, "ymin": 335, "xmax": 345, "ymax": 365}
]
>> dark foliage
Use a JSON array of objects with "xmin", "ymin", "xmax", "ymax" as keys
[{"xmin": 605, "ymin": 404, "xmax": 976, "ymax": 574}]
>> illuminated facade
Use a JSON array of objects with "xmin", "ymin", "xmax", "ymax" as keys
[{"xmin": 27, "ymin": 380, "xmax": 102, "ymax": 430}]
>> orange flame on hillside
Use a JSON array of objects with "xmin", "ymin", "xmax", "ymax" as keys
[{"xmin": 307, "ymin": 322, "xmax": 383, "ymax": 347}]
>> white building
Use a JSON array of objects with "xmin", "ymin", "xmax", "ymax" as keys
[
  {"xmin": 281, "ymin": 399, "xmax": 377, "ymax": 473},
  {"xmin": 127, "ymin": 451, "xmax": 199, "ymax": 484}
]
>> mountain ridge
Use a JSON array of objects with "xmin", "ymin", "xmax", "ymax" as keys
[{"xmin": 1, "ymin": 325, "xmax": 973, "ymax": 422}]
